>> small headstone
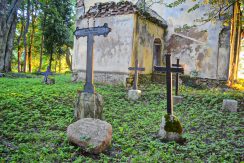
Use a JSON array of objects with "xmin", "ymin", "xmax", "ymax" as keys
[
  {"xmin": 222, "ymin": 99, "xmax": 238, "ymax": 112},
  {"xmin": 173, "ymin": 96, "xmax": 184, "ymax": 105},
  {"xmin": 128, "ymin": 59, "xmax": 145, "ymax": 101},
  {"xmin": 75, "ymin": 92, "xmax": 104, "ymax": 120},
  {"xmin": 67, "ymin": 118, "xmax": 112, "ymax": 154},
  {"xmin": 128, "ymin": 90, "xmax": 141, "ymax": 101}
]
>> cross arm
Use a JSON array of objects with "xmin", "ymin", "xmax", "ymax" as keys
[
  {"xmin": 154, "ymin": 66, "xmax": 184, "ymax": 74},
  {"xmin": 74, "ymin": 23, "xmax": 111, "ymax": 39},
  {"xmin": 128, "ymin": 67, "xmax": 145, "ymax": 71}
]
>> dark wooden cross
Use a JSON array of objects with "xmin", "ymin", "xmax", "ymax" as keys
[
  {"xmin": 74, "ymin": 23, "xmax": 111, "ymax": 93},
  {"xmin": 172, "ymin": 58, "xmax": 184, "ymax": 96},
  {"xmin": 41, "ymin": 66, "xmax": 52, "ymax": 83},
  {"xmin": 154, "ymin": 54, "xmax": 184, "ymax": 115},
  {"xmin": 128, "ymin": 59, "xmax": 145, "ymax": 90}
]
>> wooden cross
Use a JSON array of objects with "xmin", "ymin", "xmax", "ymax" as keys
[
  {"xmin": 172, "ymin": 58, "xmax": 184, "ymax": 96},
  {"xmin": 154, "ymin": 54, "xmax": 184, "ymax": 115},
  {"xmin": 41, "ymin": 66, "xmax": 52, "ymax": 83},
  {"xmin": 128, "ymin": 59, "xmax": 145, "ymax": 90},
  {"xmin": 74, "ymin": 23, "xmax": 111, "ymax": 93}
]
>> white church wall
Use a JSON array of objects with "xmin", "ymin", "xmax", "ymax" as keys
[{"xmin": 72, "ymin": 14, "xmax": 135, "ymax": 84}]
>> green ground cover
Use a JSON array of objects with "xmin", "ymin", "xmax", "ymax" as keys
[{"xmin": 0, "ymin": 75, "xmax": 243, "ymax": 162}]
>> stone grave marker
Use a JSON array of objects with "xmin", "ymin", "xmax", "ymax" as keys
[
  {"xmin": 0, "ymin": 73, "xmax": 4, "ymax": 78},
  {"xmin": 41, "ymin": 66, "xmax": 55, "ymax": 85},
  {"xmin": 74, "ymin": 23, "xmax": 111, "ymax": 120},
  {"xmin": 172, "ymin": 58, "xmax": 184, "ymax": 105},
  {"xmin": 69, "ymin": 23, "xmax": 112, "ymax": 154},
  {"xmin": 154, "ymin": 53, "xmax": 184, "ymax": 141},
  {"xmin": 222, "ymin": 99, "xmax": 238, "ymax": 112},
  {"xmin": 128, "ymin": 59, "xmax": 145, "ymax": 100}
]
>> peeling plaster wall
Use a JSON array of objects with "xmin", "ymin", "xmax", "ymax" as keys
[
  {"xmin": 80, "ymin": 0, "xmax": 231, "ymax": 80},
  {"xmin": 133, "ymin": 16, "xmax": 165, "ymax": 74},
  {"xmin": 151, "ymin": 0, "xmax": 231, "ymax": 80},
  {"xmin": 73, "ymin": 14, "xmax": 135, "ymax": 83}
]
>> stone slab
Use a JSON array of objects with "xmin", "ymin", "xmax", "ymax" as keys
[
  {"xmin": 173, "ymin": 96, "xmax": 183, "ymax": 105},
  {"xmin": 222, "ymin": 99, "xmax": 238, "ymax": 112},
  {"xmin": 67, "ymin": 118, "xmax": 112, "ymax": 154},
  {"xmin": 128, "ymin": 90, "xmax": 141, "ymax": 101},
  {"xmin": 75, "ymin": 92, "xmax": 103, "ymax": 120}
]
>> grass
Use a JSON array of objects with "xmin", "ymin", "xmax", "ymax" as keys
[{"xmin": 0, "ymin": 74, "xmax": 243, "ymax": 162}]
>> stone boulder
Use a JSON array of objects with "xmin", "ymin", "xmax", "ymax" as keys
[
  {"xmin": 158, "ymin": 114, "xmax": 183, "ymax": 142},
  {"xmin": 128, "ymin": 90, "xmax": 141, "ymax": 101},
  {"xmin": 75, "ymin": 92, "xmax": 103, "ymax": 120},
  {"xmin": 222, "ymin": 99, "xmax": 238, "ymax": 112},
  {"xmin": 67, "ymin": 118, "xmax": 112, "ymax": 154}
]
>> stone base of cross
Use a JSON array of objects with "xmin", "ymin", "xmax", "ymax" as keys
[{"xmin": 128, "ymin": 59, "xmax": 145, "ymax": 101}]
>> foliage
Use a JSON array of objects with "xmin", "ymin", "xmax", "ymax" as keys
[
  {"xmin": 0, "ymin": 75, "xmax": 243, "ymax": 162},
  {"xmin": 146, "ymin": 0, "xmax": 243, "ymax": 24}
]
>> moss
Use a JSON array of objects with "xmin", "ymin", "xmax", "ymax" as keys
[{"xmin": 164, "ymin": 114, "xmax": 183, "ymax": 134}]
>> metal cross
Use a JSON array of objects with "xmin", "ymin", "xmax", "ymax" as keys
[
  {"xmin": 41, "ymin": 66, "xmax": 52, "ymax": 83},
  {"xmin": 172, "ymin": 58, "xmax": 184, "ymax": 96},
  {"xmin": 74, "ymin": 23, "xmax": 111, "ymax": 93},
  {"xmin": 154, "ymin": 54, "xmax": 184, "ymax": 115},
  {"xmin": 128, "ymin": 59, "xmax": 145, "ymax": 90}
]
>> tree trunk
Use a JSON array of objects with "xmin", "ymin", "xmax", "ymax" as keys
[
  {"xmin": 38, "ymin": 1, "xmax": 47, "ymax": 72},
  {"xmin": 17, "ymin": 11, "xmax": 24, "ymax": 72},
  {"xmin": 23, "ymin": 0, "xmax": 30, "ymax": 72},
  {"xmin": 49, "ymin": 48, "xmax": 53, "ymax": 70},
  {"xmin": 28, "ymin": 4, "xmax": 36, "ymax": 73},
  {"xmin": 59, "ymin": 54, "xmax": 61, "ymax": 73},
  {"xmin": 66, "ymin": 48, "xmax": 72, "ymax": 71},
  {"xmin": 0, "ymin": 0, "xmax": 23, "ymax": 72}
]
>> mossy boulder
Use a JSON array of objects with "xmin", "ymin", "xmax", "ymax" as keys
[
  {"xmin": 158, "ymin": 114, "xmax": 183, "ymax": 142},
  {"xmin": 164, "ymin": 114, "xmax": 183, "ymax": 134}
]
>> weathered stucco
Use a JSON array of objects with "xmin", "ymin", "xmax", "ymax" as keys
[
  {"xmin": 73, "ymin": 6, "xmax": 166, "ymax": 84},
  {"xmin": 150, "ymin": 0, "xmax": 231, "ymax": 80},
  {"xmin": 77, "ymin": 0, "xmax": 234, "ymax": 81},
  {"xmin": 73, "ymin": 14, "xmax": 135, "ymax": 83},
  {"xmin": 132, "ymin": 15, "xmax": 165, "ymax": 74}
]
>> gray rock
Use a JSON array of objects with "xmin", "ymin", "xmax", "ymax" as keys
[
  {"xmin": 75, "ymin": 92, "xmax": 103, "ymax": 120},
  {"xmin": 173, "ymin": 96, "xmax": 183, "ymax": 105},
  {"xmin": 158, "ymin": 116, "xmax": 182, "ymax": 142},
  {"xmin": 43, "ymin": 78, "xmax": 55, "ymax": 85},
  {"xmin": 222, "ymin": 99, "xmax": 238, "ymax": 112},
  {"xmin": 67, "ymin": 118, "xmax": 112, "ymax": 154},
  {"xmin": 128, "ymin": 90, "xmax": 141, "ymax": 101}
]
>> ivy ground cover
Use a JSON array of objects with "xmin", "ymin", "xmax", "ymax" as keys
[{"xmin": 0, "ymin": 75, "xmax": 243, "ymax": 162}]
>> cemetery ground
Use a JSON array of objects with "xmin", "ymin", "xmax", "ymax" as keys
[{"xmin": 0, "ymin": 74, "xmax": 243, "ymax": 162}]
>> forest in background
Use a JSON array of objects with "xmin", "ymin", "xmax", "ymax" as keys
[{"xmin": 0, "ymin": 0, "xmax": 75, "ymax": 73}]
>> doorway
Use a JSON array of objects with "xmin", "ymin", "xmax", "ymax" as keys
[{"xmin": 153, "ymin": 38, "xmax": 162, "ymax": 67}]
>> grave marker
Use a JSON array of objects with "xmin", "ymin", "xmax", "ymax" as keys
[
  {"xmin": 128, "ymin": 59, "xmax": 145, "ymax": 90},
  {"xmin": 154, "ymin": 54, "xmax": 184, "ymax": 141},
  {"xmin": 154, "ymin": 54, "xmax": 184, "ymax": 115},
  {"xmin": 74, "ymin": 23, "xmax": 111, "ymax": 120},
  {"xmin": 74, "ymin": 23, "xmax": 111, "ymax": 93},
  {"xmin": 41, "ymin": 66, "xmax": 52, "ymax": 83},
  {"xmin": 172, "ymin": 58, "xmax": 183, "ymax": 96}
]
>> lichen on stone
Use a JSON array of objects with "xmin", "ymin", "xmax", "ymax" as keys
[{"xmin": 164, "ymin": 114, "xmax": 183, "ymax": 134}]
